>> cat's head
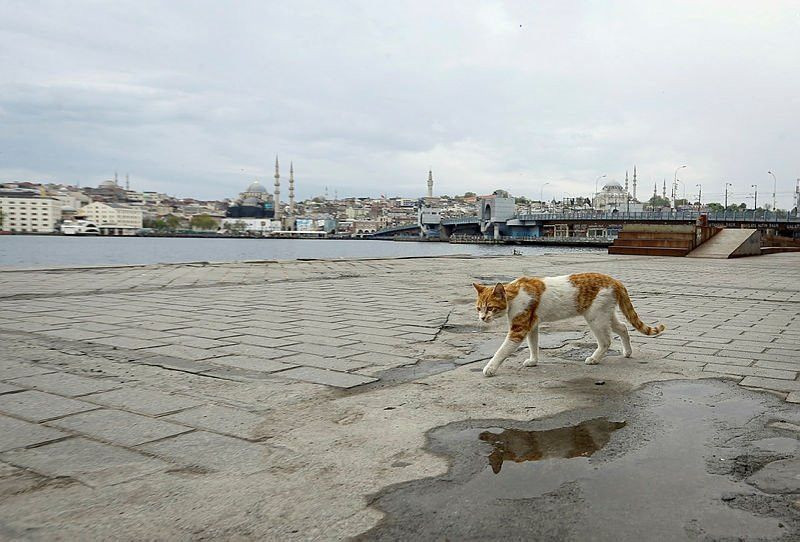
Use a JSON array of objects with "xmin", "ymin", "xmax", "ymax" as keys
[{"xmin": 472, "ymin": 282, "xmax": 508, "ymax": 322}]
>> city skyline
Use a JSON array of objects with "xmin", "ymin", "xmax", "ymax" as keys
[{"xmin": 1, "ymin": 1, "xmax": 799, "ymax": 208}]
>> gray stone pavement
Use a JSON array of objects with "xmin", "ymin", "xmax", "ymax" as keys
[{"xmin": 0, "ymin": 252, "xmax": 799, "ymax": 539}]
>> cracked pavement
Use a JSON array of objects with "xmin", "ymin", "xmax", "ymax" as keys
[{"xmin": 0, "ymin": 252, "xmax": 799, "ymax": 539}]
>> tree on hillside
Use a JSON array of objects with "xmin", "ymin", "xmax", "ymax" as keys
[
  {"xmin": 706, "ymin": 202, "xmax": 725, "ymax": 212},
  {"xmin": 164, "ymin": 215, "xmax": 182, "ymax": 231},
  {"xmin": 189, "ymin": 214, "xmax": 218, "ymax": 231},
  {"xmin": 223, "ymin": 220, "xmax": 246, "ymax": 235},
  {"xmin": 648, "ymin": 195, "xmax": 670, "ymax": 208},
  {"xmin": 143, "ymin": 217, "xmax": 168, "ymax": 230}
]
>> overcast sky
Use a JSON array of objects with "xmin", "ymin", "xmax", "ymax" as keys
[{"xmin": 1, "ymin": 1, "xmax": 798, "ymax": 207}]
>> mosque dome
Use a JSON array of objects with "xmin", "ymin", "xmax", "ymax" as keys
[
  {"xmin": 242, "ymin": 197, "xmax": 261, "ymax": 206},
  {"xmin": 603, "ymin": 181, "xmax": 623, "ymax": 191},
  {"xmin": 245, "ymin": 181, "xmax": 267, "ymax": 194}
]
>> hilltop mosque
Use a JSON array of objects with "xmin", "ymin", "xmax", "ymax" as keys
[
  {"xmin": 592, "ymin": 167, "xmax": 644, "ymax": 212},
  {"xmin": 226, "ymin": 156, "xmax": 296, "ymax": 221}
]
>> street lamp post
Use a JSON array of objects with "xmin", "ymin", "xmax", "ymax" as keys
[
  {"xmin": 768, "ymin": 171, "xmax": 777, "ymax": 214},
  {"xmin": 696, "ymin": 183, "xmax": 702, "ymax": 211},
  {"xmin": 540, "ymin": 182, "xmax": 550, "ymax": 210},
  {"xmin": 751, "ymin": 184, "xmax": 758, "ymax": 212},
  {"xmin": 673, "ymin": 165, "xmax": 687, "ymax": 208},
  {"xmin": 594, "ymin": 174, "xmax": 606, "ymax": 211},
  {"xmin": 724, "ymin": 182, "xmax": 733, "ymax": 209}
]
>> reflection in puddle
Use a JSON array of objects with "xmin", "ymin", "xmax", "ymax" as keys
[{"xmin": 479, "ymin": 418, "xmax": 626, "ymax": 473}]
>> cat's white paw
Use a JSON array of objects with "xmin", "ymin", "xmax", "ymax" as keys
[
  {"xmin": 523, "ymin": 358, "xmax": 538, "ymax": 367},
  {"xmin": 584, "ymin": 356, "xmax": 599, "ymax": 365},
  {"xmin": 623, "ymin": 350, "xmax": 632, "ymax": 358},
  {"xmin": 482, "ymin": 365, "xmax": 496, "ymax": 377}
]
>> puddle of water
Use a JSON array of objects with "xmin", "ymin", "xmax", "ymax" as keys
[
  {"xmin": 479, "ymin": 418, "xmax": 626, "ymax": 474},
  {"xmin": 361, "ymin": 380, "xmax": 798, "ymax": 541}
]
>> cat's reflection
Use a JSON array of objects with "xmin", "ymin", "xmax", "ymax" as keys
[{"xmin": 479, "ymin": 418, "xmax": 626, "ymax": 474}]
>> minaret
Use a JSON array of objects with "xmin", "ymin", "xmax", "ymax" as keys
[
  {"xmin": 662, "ymin": 179, "xmax": 667, "ymax": 198},
  {"xmin": 625, "ymin": 170, "xmax": 629, "ymax": 195},
  {"xmin": 273, "ymin": 156, "xmax": 281, "ymax": 221},
  {"xmin": 125, "ymin": 173, "xmax": 130, "ymax": 191},
  {"xmin": 653, "ymin": 182, "xmax": 657, "ymax": 198},
  {"xmin": 288, "ymin": 162, "xmax": 295, "ymax": 216},
  {"xmin": 114, "ymin": 171, "xmax": 118, "ymax": 186},
  {"xmin": 632, "ymin": 166, "xmax": 637, "ymax": 200},
  {"xmin": 427, "ymin": 170, "xmax": 433, "ymax": 198}
]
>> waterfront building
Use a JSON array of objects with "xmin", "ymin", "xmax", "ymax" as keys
[
  {"xmin": 0, "ymin": 190, "xmax": 62, "ymax": 233},
  {"xmin": 77, "ymin": 201, "xmax": 144, "ymax": 234},
  {"xmin": 295, "ymin": 215, "xmax": 336, "ymax": 233},
  {"xmin": 220, "ymin": 217, "xmax": 280, "ymax": 234}
]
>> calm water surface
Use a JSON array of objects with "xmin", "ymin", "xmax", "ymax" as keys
[{"xmin": 0, "ymin": 236, "xmax": 603, "ymax": 268}]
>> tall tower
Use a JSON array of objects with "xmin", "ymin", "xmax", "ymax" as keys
[
  {"xmin": 288, "ymin": 162, "xmax": 295, "ymax": 216},
  {"xmin": 114, "ymin": 171, "xmax": 119, "ymax": 186},
  {"xmin": 427, "ymin": 170, "xmax": 434, "ymax": 198},
  {"xmin": 125, "ymin": 173, "xmax": 130, "ymax": 191},
  {"xmin": 662, "ymin": 179, "xmax": 667, "ymax": 199},
  {"xmin": 625, "ymin": 170, "xmax": 629, "ymax": 194},
  {"xmin": 632, "ymin": 166, "xmax": 637, "ymax": 200},
  {"xmin": 273, "ymin": 156, "xmax": 281, "ymax": 221},
  {"xmin": 653, "ymin": 182, "xmax": 657, "ymax": 198}
]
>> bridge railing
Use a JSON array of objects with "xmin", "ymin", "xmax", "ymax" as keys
[{"xmin": 515, "ymin": 211, "xmax": 800, "ymax": 222}]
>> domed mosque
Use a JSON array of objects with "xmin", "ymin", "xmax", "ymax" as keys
[
  {"xmin": 593, "ymin": 167, "xmax": 643, "ymax": 211},
  {"xmin": 226, "ymin": 156, "xmax": 296, "ymax": 220}
]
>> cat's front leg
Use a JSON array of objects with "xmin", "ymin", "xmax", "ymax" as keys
[
  {"xmin": 482, "ymin": 335, "xmax": 522, "ymax": 377},
  {"xmin": 523, "ymin": 322, "xmax": 539, "ymax": 367}
]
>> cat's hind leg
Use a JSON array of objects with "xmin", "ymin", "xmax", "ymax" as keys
[
  {"xmin": 523, "ymin": 323, "xmax": 539, "ymax": 367},
  {"xmin": 584, "ymin": 314, "xmax": 612, "ymax": 365},
  {"xmin": 611, "ymin": 315, "xmax": 632, "ymax": 358}
]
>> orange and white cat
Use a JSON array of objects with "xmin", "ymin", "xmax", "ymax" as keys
[{"xmin": 473, "ymin": 273, "xmax": 664, "ymax": 377}]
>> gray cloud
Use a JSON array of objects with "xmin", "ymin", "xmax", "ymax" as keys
[{"xmin": 1, "ymin": 0, "xmax": 798, "ymax": 207}]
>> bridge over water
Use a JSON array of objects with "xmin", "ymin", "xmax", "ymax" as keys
[{"xmin": 370, "ymin": 210, "xmax": 800, "ymax": 241}]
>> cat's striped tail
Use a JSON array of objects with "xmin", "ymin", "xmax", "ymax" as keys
[{"xmin": 613, "ymin": 283, "xmax": 665, "ymax": 336}]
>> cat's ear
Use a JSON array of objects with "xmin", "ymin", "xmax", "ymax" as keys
[
  {"xmin": 472, "ymin": 282, "xmax": 485, "ymax": 293},
  {"xmin": 492, "ymin": 283, "xmax": 505, "ymax": 298}
]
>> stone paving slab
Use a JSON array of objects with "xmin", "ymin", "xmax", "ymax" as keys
[
  {"xmin": 207, "ymin": 355, "xmax": 297, "ymax": 373},
  {"xmin": 163, "ymin": 405, "xmax": 268, "ymax": 440},
  {"xmin": 0, "ymin": 382, "xmax": 21, "ymax": 395},
  {"xmin": 0, "ymin": 364, "xmax": 55, "ymax": 380},
  {"xmin": 81, "ymin": 388, "xmax": 205, "ymax": 416},
  {"xmin": 138, "ymin": 431, "xmax": 270, "ymax": 475},
  {"xmin": 39, "ymin": 328, "xmax": 111, "ymax": 341},
  {"xmin": 10, "ymin": 372, "xmax": 121, "ymax": 397},
  {"xmin": 276, "ymin": 353, "xmax": 370, "ymax": 372},
  {"xmin": 0, "ymin": 416, "xmax": 69, "ymax": 452},
  {"xmin": 279, "ymin": 366, "xmax": 377, "ymax": 388},
  {"xmin": 47, "ymin": 409, "xmax": 193, "ymax": 446},
  {"xmin": 143, "ymin": 344, "xmax": 227, "ymax": 361},
  {"xmin": 0, "ymin": 437, "xmax": 168, "ymax": 487},
  {"xmin": 88, "ymin": 336, "xmax": 166, "ymax": 350},
  {"xmin": 0, "ymin": 391, "xmax": 99, "ymax": 422},
  {"xmin": 215, "ymin": 343, "xmax": 296, "ymax": 360}
]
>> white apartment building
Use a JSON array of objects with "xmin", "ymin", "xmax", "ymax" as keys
[
  {"xmin": 78, "ymin": 201, "xmax": 143, "ymax": 229},
  {"xmin": 0, "ymin": 193, "xmax": 63, "ymax": 233}
]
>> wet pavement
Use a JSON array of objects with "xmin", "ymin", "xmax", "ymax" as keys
[{"xmin": 360, "ymin": 379, "xmax": 800, "ymax": 541}]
